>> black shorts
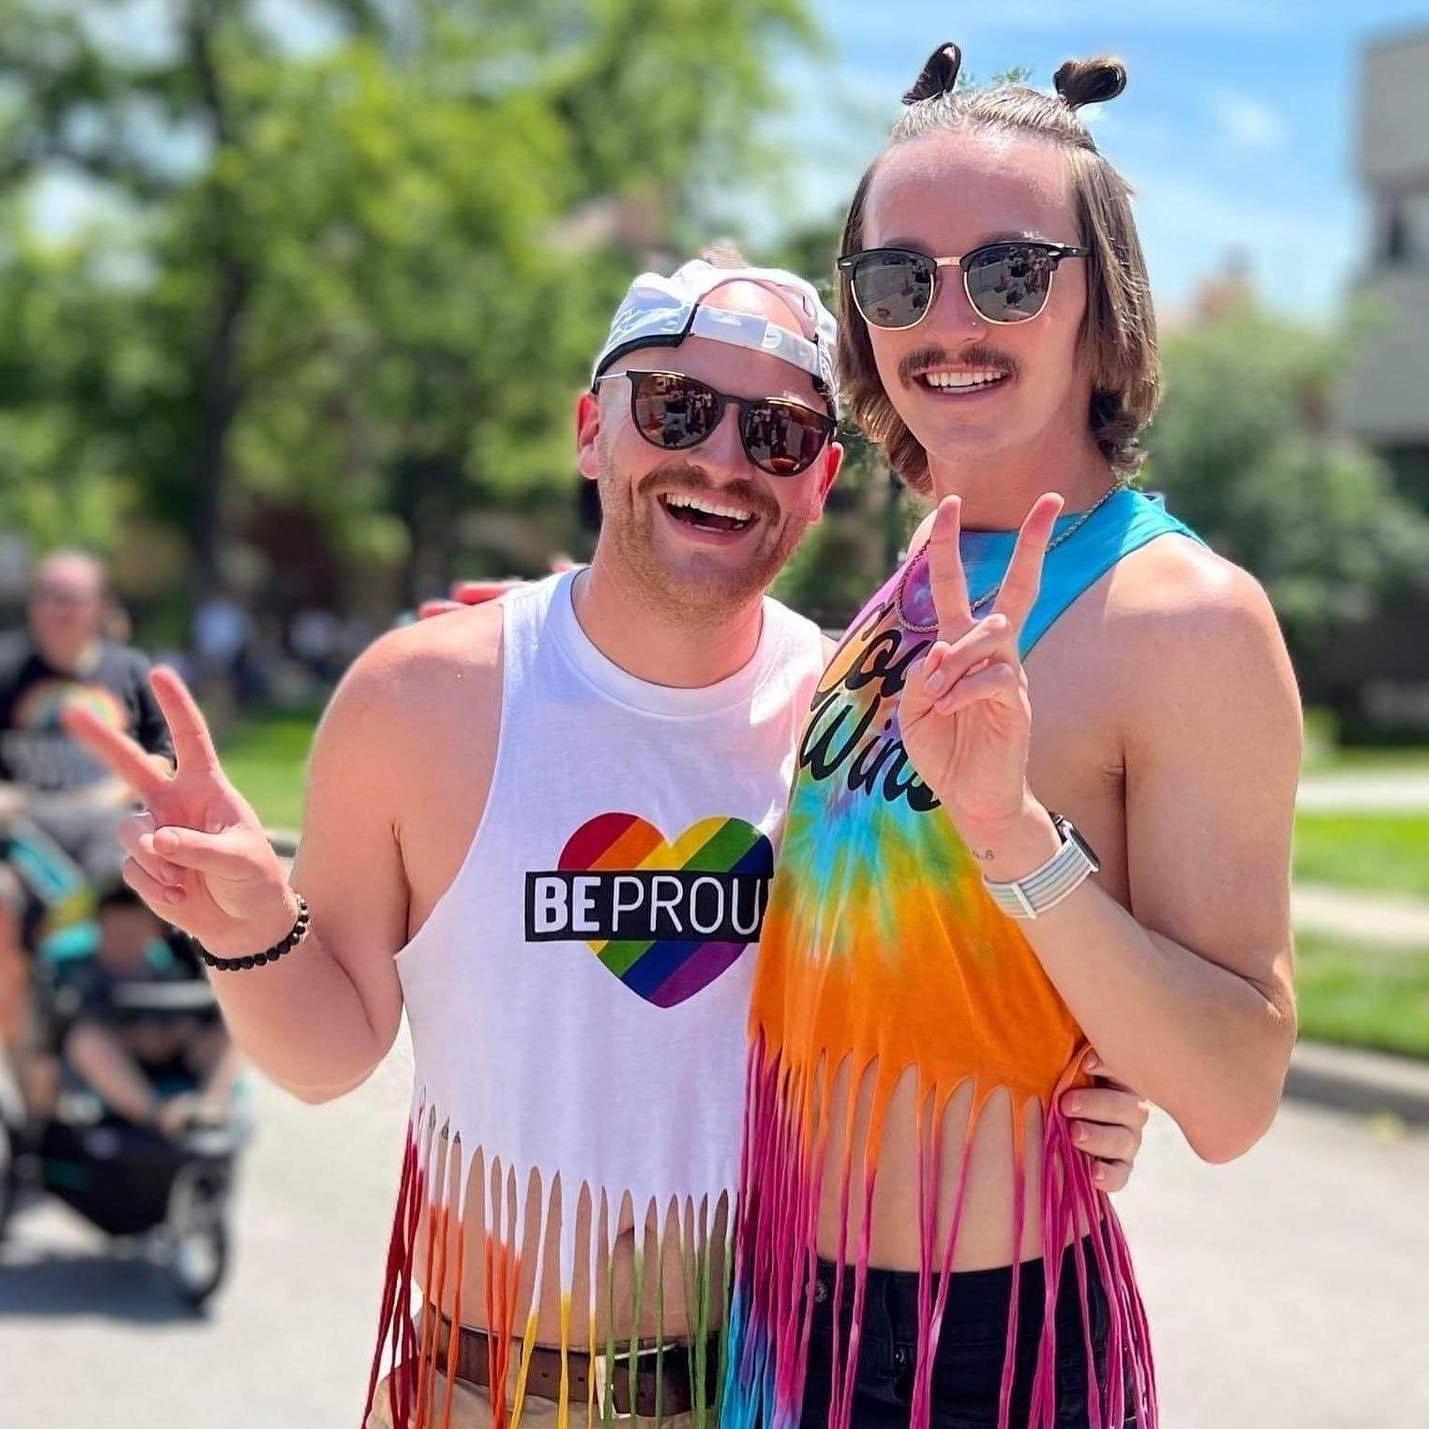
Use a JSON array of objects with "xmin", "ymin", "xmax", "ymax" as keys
[{"xmin": 798, "ymin": 1234, "xmax": 1141, "ymax": 1429}]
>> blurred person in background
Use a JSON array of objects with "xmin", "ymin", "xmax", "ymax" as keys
[
  {"xmin": 61, "ymin": 882, "xmax": 242, "ymax": 1138},
  {"xmin": 0, "ymin": 552, "xmax": 175, "ymax": 1118},
  {"xmin": 0, "ymin": 551, "xmax": 174, "ymax": 879},
  {"xmin": 66, "ymin": 249, "xmax": 1154, "ymax": 1429},
  {"xmin": 191, "ymin": 586, "xmax": 256, "ymax": 725},
  {"xmin": 0, "ymin": 855, "xmax": 25, "ymax": 1050},
  {"xmin": 289, "ymin": 607, "xmax": 347, "ymax": 684},
  {"xmin": 723, "ymin": 46, "xmax": 1302, "ymax": 1429}
]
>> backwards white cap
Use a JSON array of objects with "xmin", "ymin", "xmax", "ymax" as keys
[{"xmin": 591, "ymin": 258, "xmax": 839, "ymax": 412}]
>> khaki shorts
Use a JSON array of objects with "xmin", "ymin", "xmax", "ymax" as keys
[{"xmin": 363, "ymin": 1367, "xmax": 698, "ymax": 1429}]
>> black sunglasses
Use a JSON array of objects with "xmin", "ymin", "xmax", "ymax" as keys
[
  {"xmin": 596, "ymin": 369, "xmax": 835, "ymax": 477},
  {"xmin": 838, "ymin": 241, "xmax": 1090, "ymax": 330}
]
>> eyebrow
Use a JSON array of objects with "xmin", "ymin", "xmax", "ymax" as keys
[{"xmin": 880, "ymin": 229, "xmax": 1053, "ymax": 251}]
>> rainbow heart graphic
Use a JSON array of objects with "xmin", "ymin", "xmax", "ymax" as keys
[{"xmin": 558, "ymin": 812, "xmax": 774, "ymax": 1008}]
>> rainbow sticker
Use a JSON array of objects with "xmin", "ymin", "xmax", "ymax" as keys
[{"xmin": 543, "ymin": 812, "xmax": 774, "ymax": 1007}]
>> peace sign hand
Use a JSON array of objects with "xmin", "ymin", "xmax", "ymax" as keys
[
  {"xmin": 61, "ymin": 667, "xmax": 297, "ymax": 960},
  {"xmin": 900, "ymin": 493, "xmax": 1063, "ymax": 841}
]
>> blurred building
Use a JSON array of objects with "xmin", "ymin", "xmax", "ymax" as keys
[
  {"xmin": 1339, "ymin": 26, "xmax": 1429, "ymax": 505},
  {"xmin": 1322, "ymin": 26, "xmax": 1429, "ymax": 737}
]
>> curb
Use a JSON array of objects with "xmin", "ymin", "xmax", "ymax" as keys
[{"xmin": 1284, "ymin": 1039, "xmax": 1429, "ymax": 1125}]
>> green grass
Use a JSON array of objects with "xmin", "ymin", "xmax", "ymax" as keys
[
  {"xmin": 1299, "ymin": 709, "xmax": 1429, "ymax": 774},
  {"xmin": 1294, "ymin": 932, "xmax": 1429, "ymax": 1060},
  {"xmin": 1293, "ymin": 811, "xmax": 1429, "ymax": 900},
  {"xmin": 217, "ymin": 709, "xmax": 318, "ymax": 832}
]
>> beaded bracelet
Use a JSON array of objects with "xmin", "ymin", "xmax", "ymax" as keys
[{"xmin": 196, "ymin": 894, "xmax": 311, "ymax": 972}]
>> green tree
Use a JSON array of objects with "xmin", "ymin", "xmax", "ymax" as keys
[
  {"xmin": 0, "ymin": 0, "xmax": 820, "ymax": 617},
  {"xmin": 0, "ymin": 1, "xmax": 394, "ymax": 589},
  {"xmin": 0, "ymin": 211, "xmax": 138, "ymax": 548},
  {"xmin": 1144, "ymin": 302, "xmax": 1429, "ymax": 661}
]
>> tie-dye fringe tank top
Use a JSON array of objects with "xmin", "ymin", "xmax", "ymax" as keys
[
  {"xmin": 362, "ymin": 572, "xmax": 829, "ymax": 1429},
  {"xmin": 723, "ymin": 487, "xmax": 1204, "ymax": 1429}
]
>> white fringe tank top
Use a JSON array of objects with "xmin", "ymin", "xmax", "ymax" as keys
[{"xmin": 362, "ymin": 569, "xmax": 827, "ymax": 1429}]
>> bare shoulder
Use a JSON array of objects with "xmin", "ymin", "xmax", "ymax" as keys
[
  {"xmin": 1106, "ymin": 533, "xmax": 1285, "ymax": 657},
  {"xmin": 300, "ymin": 601, "xmax": 506, "ymax": 809},
  {"xmin": 347, "ymin": 599, "xmax": 503, "ymax": 685},
  {"xmin": 325, "ymin": 600, "xmax": 504, "ymax": 728},
  {"xmin": 1103, "ymin": 533, "xmax": 1302, "ymax": 751}
]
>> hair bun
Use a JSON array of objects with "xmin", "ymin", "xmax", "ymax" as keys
[
  {"xmin": 1053, "ymin": 57, "xmax": 1127, "ymax": 110},
  {"xmin": 903, "ymin": 43, "xmax": 962, "ymax": 105}
]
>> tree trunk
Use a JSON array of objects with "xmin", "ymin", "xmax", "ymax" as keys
[{"xmin": 191, "ymin": 256, "xmax": 251, "ymax": 600}]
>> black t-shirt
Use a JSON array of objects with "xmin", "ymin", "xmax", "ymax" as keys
[
  {"xmin": 0, "ymin": 633, "xmax": 174, "ymax": 794},
  {"xmin": 70, "ymin": 945, "xmax": 181, "ymax": 1018}
]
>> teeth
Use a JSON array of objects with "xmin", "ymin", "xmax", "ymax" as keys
[
  {"xmin": 664, "ymin": 494, "xmax": 754, "ymax": 522},
  {"xmin": 921, "ymin": 369, "xmax": 1008, "ymax": 389}
]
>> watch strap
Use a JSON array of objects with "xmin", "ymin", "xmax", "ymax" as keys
[{"xmin": 982, "ymin": 813, "xmax": 1096, "ymax": 919}]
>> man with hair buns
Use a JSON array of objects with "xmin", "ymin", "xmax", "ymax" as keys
[
  {"xmin": 65, "ymin": 247, "xmax": 1154, "ymax": 1429},
  {"xmin": 723, "ymin": 47, "xmax": 1302, "ymax": 1429}
]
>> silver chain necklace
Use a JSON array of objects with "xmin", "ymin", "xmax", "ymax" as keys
[{"xmin": 895, "ymin": 480, "xmax": 1128, "ymax": 634}]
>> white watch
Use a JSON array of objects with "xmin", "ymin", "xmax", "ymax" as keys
[{"xmin": 982, "ymin": 811, "xmax": 1100, "ymax": 920}]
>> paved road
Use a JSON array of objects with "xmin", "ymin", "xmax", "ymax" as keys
[{"xmin": 4, "ymin": 1033, "xmax": 1427, "ymax": 1428}]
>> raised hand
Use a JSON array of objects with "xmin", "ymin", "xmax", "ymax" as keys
[
  {"xmin": 61, "ymin": 667, "xmax": 297, "ymax": 960},
  {"xmin": 900, "ymin": 493, "xmax": 1063, "ymax": 839}
]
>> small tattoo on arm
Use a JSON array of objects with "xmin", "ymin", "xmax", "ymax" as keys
[{"xmin": 973, "ymin": 848, "xmax": 996, "ymax": 862}]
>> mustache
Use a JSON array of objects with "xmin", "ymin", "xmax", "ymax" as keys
[
  {"xmin": 636, "ymin": 462, "xmax": 779, "ymax": 521},
  {"xmin": 898, "ymin": 344, "xmax": 1018, "ymax": 384}
]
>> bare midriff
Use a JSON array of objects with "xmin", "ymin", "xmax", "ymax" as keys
[
  {"xmin": 411, "ymin": 1145, "xmax": 730, "ymax": 1346},
  {"xmin": 815, "ymin": 1063, "xmax": 1099, "ymax": 1271}
]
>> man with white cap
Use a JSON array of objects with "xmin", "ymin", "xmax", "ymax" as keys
[{"xmin": 66, "ymin": 250, "xmax": 1150, "ymax": 1429}]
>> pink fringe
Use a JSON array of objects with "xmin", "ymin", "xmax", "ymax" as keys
[{"xmin": 725, "ymin": 1049, "xmax": 1160, "ymax": 1429}]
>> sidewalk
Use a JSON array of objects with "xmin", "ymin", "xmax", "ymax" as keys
[
  {"xmin": 1298, "ymin": 770, "xmax": 1429, "ymax": 810},
  {"xmin": 1292, "ymin": 881, "xmax": 1429, "ymax": 946}
]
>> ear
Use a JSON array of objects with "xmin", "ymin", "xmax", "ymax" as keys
[
  {"xmin": 576, "ymin": 390, "xmax": 602, "ymax": 482},
  {"xmin": 808, "ymin": 440, "xmax": 846, "ymax": 524}
]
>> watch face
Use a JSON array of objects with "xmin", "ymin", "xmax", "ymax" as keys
[{"xmin": 1052, "ymin": 812, "xmax": 1101, "ymax": 873}]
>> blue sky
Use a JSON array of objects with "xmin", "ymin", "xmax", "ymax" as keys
[
  {"xmin": 31, "ymin": 1, "xmax": 1428, "ymax": 327},
  {"xmin": 747, "ymin": 1, "xmax": 1429, "ymax": 322}
]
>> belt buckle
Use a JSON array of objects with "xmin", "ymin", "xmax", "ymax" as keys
[{"xmin": 591, "ymin": 1347, "xmax": 637, "ymax": 1422}]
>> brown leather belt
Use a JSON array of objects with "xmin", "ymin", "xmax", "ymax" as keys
[{"xmin": 429, "ymin": 1309, "xmax": 723, "ymax": 1418}]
